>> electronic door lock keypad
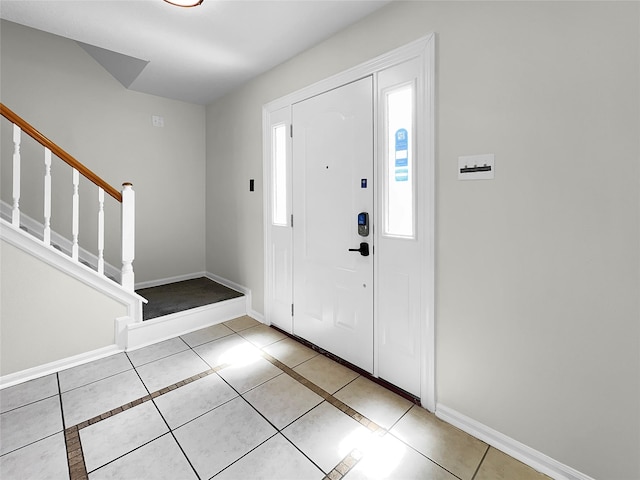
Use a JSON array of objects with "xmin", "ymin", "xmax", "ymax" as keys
[{"xmin": 357, "ymin": 212, "xmax": 369, "ymax": 237}]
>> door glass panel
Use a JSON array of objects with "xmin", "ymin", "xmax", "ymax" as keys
[
  {"xmin": 272, "ymin": 123, "xmax": 287, "ymax": 226},
  {"xmin": 384, "ymin": 84, "xmax": 414, "ymax": 237}
]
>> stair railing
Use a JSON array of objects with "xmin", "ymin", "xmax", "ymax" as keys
[{"xmin": 0, "ymin": 103, "xmax": 135, "ymax": 291}]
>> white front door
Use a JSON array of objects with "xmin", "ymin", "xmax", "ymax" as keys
[
  {"xmin": 265, "ymin": 35, "xmax": 435, "ymax": 407},
  {"xmin": 292, "ymin": 77, "xmax": 374, "ymax": 373}
]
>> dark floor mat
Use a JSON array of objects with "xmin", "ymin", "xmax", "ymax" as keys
[{"xmin": 137, "ymin": 277, "xmax": 244, "ymax": 321}]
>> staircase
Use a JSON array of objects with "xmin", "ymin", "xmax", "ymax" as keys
[
  {"xmin": 1, "ymin": 103, "xmax": 136, "ymax": 288},
  {"xmin": 0, "ymin": 104, "xmax": 251, "ymax": 388},
  {"xmin": 0, "ymin": 103, "xmax": 146, "ymax": 386}
]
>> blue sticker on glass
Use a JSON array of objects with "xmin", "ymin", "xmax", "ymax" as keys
[
  {"xmin": 395, "ymin": 168, "xmax": 409, "ymax": 182},
  {"xmin": 394, "ymin": 129, "xmax": 409, "ymax": 180},
  {"xmin": 361, "ymin": 179, "xmax": 367, "ymax": 188},
  {"xmin": 395, "ymin": 129, "xmax": 408, "ymax": 151}
]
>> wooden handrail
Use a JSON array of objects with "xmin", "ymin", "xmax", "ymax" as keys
[{"xmin": 0, "ymin": 103, "xmax": 122, "ymax": 202}]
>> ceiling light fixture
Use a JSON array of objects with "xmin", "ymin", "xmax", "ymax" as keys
[{"xmin": 164, "ymin": 0, "xmax": 203, "ymax": 7}]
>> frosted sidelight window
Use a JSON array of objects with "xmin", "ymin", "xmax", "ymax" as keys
[
  {"xmin": 272, "ymin": 124, "xmax": 287, "ymax": 226},
  {"xmin": 384, "ymin": 84, "xmax": 414, "ymax": 237}
]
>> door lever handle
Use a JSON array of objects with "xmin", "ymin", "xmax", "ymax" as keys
[{"xmin": 348, "ymin": 242, "xmax": 370, "ymax": 257}]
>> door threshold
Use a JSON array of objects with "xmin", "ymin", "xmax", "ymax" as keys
[{"xmin": 270, "ymin": 325, "xmax": 421, "ymax": 405}]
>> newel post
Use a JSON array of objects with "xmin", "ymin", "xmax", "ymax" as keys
[{"xmin": 121, "ymin": 182, "xmax": 135, "ymax": 291}]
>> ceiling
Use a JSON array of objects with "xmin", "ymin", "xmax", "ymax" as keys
[{"xmin": 0, "ymin": 0, "xmax": 392, "ymax": 105}]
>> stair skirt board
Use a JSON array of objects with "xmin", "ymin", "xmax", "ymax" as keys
[
  {"xmin": 126, "ymin": 295, "xmax": 247, "ymax": 351},
  {"xmin": 0, "ymin": 200, "xmax": 121, "ymax": 282},
  {"xmin": 0, "ymin": 297, "xmax": 250, "ymax": 389}
]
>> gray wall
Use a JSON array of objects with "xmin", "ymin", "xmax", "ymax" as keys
[
  {"xmin": 1, "ymin": 239, "xmax": 127, "ymax": 375},
  {"xmin": 1, "ymin": 20, "xmax": 206, "ymax": 284},
  {"xmin": 1, "ymin": 3, "xmax": 638, "ymax": 478},
  {"xmin": 205, "ymin": 2, "xmax": 639, "ymax": 479}
]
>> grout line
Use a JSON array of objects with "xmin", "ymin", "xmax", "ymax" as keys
[
  {"xmin": 212, "ymin": 432, "xmax": 280, "ymax": 479},
  {"xmin": 59, "ymin": 327, "xmax": 385, "ymax": 479},
  {"xmin": 259, "ymin": 349, "xmax": 387, "ymax": 477},
  {"xmin": 59, "ymin": 365, "xmax": 137, "ymax": 396},
  {"xmin": 260, "ymin": 350, "xmax": 384, "ymax": 433},
  {"xmin": 471, "ymin": 444, "xmax": 491, "ymax": 480},
  {"xmin": 151, "ymin": 399, "xmax": 202, "ymax": 480},
  {"xmin": 63, "ymin": 366, "xmax": 225, "ymax": 479},
  {"xmin": 72, "ymin": 366, "xmax": 227, "ymax": 430},
  {"xmin": 125, "ymin": 356, "xmax": 201, "ymax": 479},
  {"xmin": 269, "ymin": 324, "xmax": 421, "ymax": 405},
  {"xmin": 57, "ymin": 372, "xmax": 89, "ymax": 480},
  {"xmin": 47, "ymin": 324, "xmax": 497, "ymax": 480}
]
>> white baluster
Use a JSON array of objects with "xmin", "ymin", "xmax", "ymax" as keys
[
  {"xmin": 43, "ymin": 148, "xmax": 52, "ymax": 246},
  {"xmin": 72, "ymin": 168, "xmax": 79, "ymax": 261},
  {"xmin": 12, "ymin": 124, "xmax": 21, "ymax": 227},
  {"xmin": 97, "ymin": 188, "xmax": 105, "ymax": 275},
  {"xmin": 121, "ymin": 182, "xmax": 135, "ymax": 290}
]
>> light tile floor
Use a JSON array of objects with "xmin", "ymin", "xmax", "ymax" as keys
[{"xmin": 0, "ymin": 316, "xmax": 551, "ymax": 480}]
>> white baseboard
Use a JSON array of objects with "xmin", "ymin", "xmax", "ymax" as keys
[
  {"xmin": 248, "ymin": 309, "xmax": 265, "ymax": 324},
  {"xmin": 435, "ymin": 404, "xmax": 595, "ymax": 480},
  {"xmin": 0, "ymin": 345, "xmax": 122, "ymax": 390},
  {"xmin": 1, "ymin": 271, "xmax": 259, "ymax": 389},
  {"xmin": 134, "ymin": 271, "xmax": 264, "ymax": 324},
  {"xmin": 204, "ymin": 271, "xmax": 247, "ymax": 295},
  {"xmin": 126, "ymin": 296, "xmax": 247, "ymax": 351},
  {"xmin": 204, "ymin": 271, "xmax": 264, "ymax": 324},
  {"xmin": 134, "ymin": 272, "xmax": 208, "ymax": 290}
]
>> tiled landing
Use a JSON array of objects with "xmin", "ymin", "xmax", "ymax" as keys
[{"xmin": 0, "ymin": 316, "xmax": 551, "ymax": 480}]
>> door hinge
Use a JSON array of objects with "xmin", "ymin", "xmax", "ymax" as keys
[
  {"xmin": 291, "ymin": 214, "xmax": 294, "ymax": 227},
  {"xmin": 291, "ymin": 304, "xmax": 294, "ymax": 316},
  {"xmin": 290, "ymin": 124, "xmax": 293, "ymax": 138}
]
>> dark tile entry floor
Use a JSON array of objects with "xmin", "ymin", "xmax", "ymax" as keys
[{"xmin": 137, "ymin": 277, "xmax": 244, "ymax": 320}]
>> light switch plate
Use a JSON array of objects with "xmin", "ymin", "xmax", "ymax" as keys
[{"xmin": 458, "ymin": 154, "xmax": 494, "ymax": 180}]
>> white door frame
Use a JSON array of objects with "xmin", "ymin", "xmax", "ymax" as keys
[{"xmin": 262, "ymin": 34, "xmax": 436, "ymax": 410}]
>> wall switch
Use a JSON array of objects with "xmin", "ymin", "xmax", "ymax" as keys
[
  {"xmin": 458, "ymin": 154, "xmax": 494, "ymax": 180},
  {"xmin": 249, "ymin": 179, "xmax": 255, "ymax": 192},
  {"xmin": 152, "ymin": 115, "xmax": 164, "ymax": 127}
]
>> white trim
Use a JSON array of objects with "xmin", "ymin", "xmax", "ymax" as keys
[
  {"xmin": 125, "ymin": 296, "xmax": 247, "ymax": 350},
  {"xmin": 421, "ymin": 34, "xmax": 436, "ymax": 412},
  {"xmin": 262, "ymin": 106, "xmax": 272, "ymax": 326},
  {"xmin": 134, "ymin": 271, "xmax": 208, "ymax": 290},
  {"xmin": 204, "ymin": 271, "xmax": 247, "ymax": 297},
  {"xmin": 0, "ymin": 345, "xmax": 122, "ymax": 390},
  {"xmin": 262, "ymin": 106, "xmax": 293, "ymax": 333},
  {"xmin": 263, "ymin": 36, "xmax": 433, "ymax": 113},
  {"xmin": 436, "ymin": 405, "xmax": 596, "ymax": 480},
  {"xmin": 115, "ymin": 315, "xmax": 135, "ymax": 350},
  {"xmin": 134, "ymin": 271, "xmax": 264, "ymax": 324},
  {"xmin": 204, "ymin": 272, "xmax": 264, "ymax": 323},
  {"xmin": 1, "ymin": 219, "xmax": 146, "ymax": 322},
  {"xmin": 1, "ymin": 270, "xmax": 257, "ymax": 388},
  {"xmin": 247, "ymin": 308, "xmax": 264, "ymax": 324},
  {"xmin": 263, "ymin": 34, "xmax": 436, "ymax": 409},
  {"xmin": 0, "ymin": 200, "xmax": 121, "ymax": 282}
]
